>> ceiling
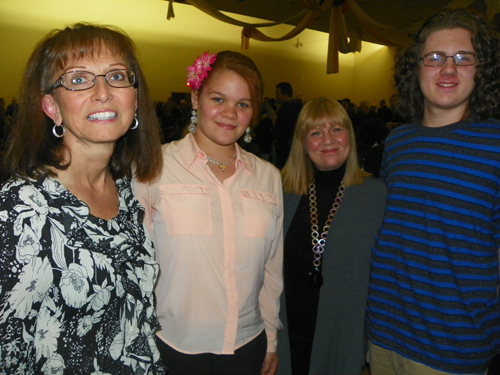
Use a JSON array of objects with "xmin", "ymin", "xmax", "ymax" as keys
[{"xmin": 173, "ymin": 0, "xmax": 492, "ymax": 46}]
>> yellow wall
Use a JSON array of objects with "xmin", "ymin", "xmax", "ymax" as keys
[{"xmin": 0, "ymin": 0, "xmax": 397, "ymax": 106}]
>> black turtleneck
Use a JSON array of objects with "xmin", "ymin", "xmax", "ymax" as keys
[{"xmin": 284, "ymin": 163, "xmax": 345, "ymax": 375}]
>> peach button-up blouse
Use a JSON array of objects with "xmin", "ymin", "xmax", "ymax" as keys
[{"xmin": 133, "ymin": 133, "xmax": 283, "ymax": 354}]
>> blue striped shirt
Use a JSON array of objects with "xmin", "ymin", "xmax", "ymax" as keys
[{"xmin": 365, "ymin": 119, "xmax": 500, "ymax": 374}]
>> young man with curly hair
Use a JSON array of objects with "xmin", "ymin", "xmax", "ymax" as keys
[{"xmin": 365, "ymin": 8, "xmax": 500, "ymax": 375}]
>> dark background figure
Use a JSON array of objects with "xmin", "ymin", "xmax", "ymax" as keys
[
  {"xmin": 154, "ymin": 100, "xmax": 168, "ymax": 142},
  {"xmin": 267, "ymin": 97, "xmax": 277, "ymax": 112},
  {"xmin": 347, "ymin": 102, "xmax": 361, "ymax": 132},
  {"xmin": 0, "ymin": 98, "xmax": 5, "ymax": 119},
  {"xmin": 340, "ymin": 97, "xmax": 351, "ymax": 111},
  {"xmin": 160, "ymin": 99, "xmax": 182, "ymax": 143},
  {"xmin": 356, "ymin": 116, "xmax": 389, "ymax": 177},
  {"xmin": 6, "ymin": 97, "xmax": 18, "ymax": 122},
  {"xmin": 377, "ymin": 99, "xmax": 392, "ymax": 124},
  {"xmin": 177, "ymin": 98, "xmax": 193, "ymax": 134},
  {"xmin": 386, "ymin": 94, "xmax": 407, "ymax": 127},
  {"xmin": 356, "ymin": 101, "xmax": 374, "ymax": 127},
  {"xmin": 253, "ymin": 103, "xmax": 274, "ymax": 161},
  {"xmin": 271, "ymin": 82, "xmax": 302, "ymax": 169}
]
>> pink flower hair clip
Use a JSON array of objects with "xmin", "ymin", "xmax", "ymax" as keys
[{"xmin": 186, "ymin": 51, "xmax": 217, "ymax": 90}]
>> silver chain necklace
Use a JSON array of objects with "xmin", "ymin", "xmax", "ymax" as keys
[
  {"xmin": 206, "ymin": 152, "xmax": 237, "ymax": 172},
  {"xmin": 308, "ymin": 178, "xmax": 345, "ymax": 287}
]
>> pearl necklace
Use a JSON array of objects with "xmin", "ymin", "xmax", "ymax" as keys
[
  {"xmin": 308, "ymin": 178, "xmax": 345, "ymax": 287},
  {"xmin": 206, "ymin": 152, "xmax": 237, "ymax": 172}
]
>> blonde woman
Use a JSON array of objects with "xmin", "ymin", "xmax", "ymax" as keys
[{"xmin": 277, "ymin": 97, "xmax": 385, "ymax": 375}]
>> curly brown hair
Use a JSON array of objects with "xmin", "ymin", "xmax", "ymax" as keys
[
  {"xmin": 394, "ymin": 8, "xmax": 500, "ymax": 122},
  {"xmin": 3, "ymin": 22, "xmax": 162, "ymax": 182}
]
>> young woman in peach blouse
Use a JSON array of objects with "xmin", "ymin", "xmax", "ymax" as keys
[{"xmin": 134, "ymin": 51, "xmax": 283, "ymax": 375}]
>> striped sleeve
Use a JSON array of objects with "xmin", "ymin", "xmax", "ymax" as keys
[{"xmin": 366, "ymin": 120, "xmax": 500, "ymax": 374}]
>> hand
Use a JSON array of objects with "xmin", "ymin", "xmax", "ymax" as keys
[{"xmin": 261, "ymin": 352, "xmax": 279, "ymax": 375}]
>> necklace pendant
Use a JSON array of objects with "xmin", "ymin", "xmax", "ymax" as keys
[
  {"xmin": 219, "ymin": 164, "xmax": 226, "ymax": 172},
  {"xmin": 308, "ymin": 269, "xmax": 323, "ymax": 287}
]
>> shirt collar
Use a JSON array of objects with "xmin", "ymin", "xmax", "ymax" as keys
[{"xmin": 178, "ymin": 133, "xmax": 255, "ymax": 174}]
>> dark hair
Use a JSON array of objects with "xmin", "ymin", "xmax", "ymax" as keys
[
  {"xmin": 198, "ymin": 51, "xmax": 264, "ymax": 126},
  {"xmin": 394, "ymin": 8, "xmax": 500, "ymax": 122},
  {"xmin": 2, "ymin": 22, "xmax": 162, "ymax": 182},
  {"xmin": 276, "ymin": 82, "xmax": 293, "ymax": 98}
]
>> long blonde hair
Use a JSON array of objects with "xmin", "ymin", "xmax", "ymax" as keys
[{"xmin": 281, "ymin": 97, "xmax": 368, "ymax": 195}]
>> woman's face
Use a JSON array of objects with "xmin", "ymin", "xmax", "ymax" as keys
[
  {"xmin": 191, "ymin": 70, "xmax": 253, "ymax": 150},
  {"xmin": 42, "ymin": 47, "xmax": 137, "ymax": 149},
  {"xmin": 305, "ymin": 122, "xmax": 350, "ymax": 171}
]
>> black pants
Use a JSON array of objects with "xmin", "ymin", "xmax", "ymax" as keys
[
  {"xmin": 156, "ymin": 330, "xmax": 267, "ymax": 375},
  {"xmin": 288, "ymin": 330, "xmax": 314, "ymax": 375}
]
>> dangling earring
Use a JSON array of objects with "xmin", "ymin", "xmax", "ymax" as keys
[
  {"xmin": 188, "ymin": 110, "xmax": 197, "ymax": 134},
  {"xmin": 130, "ymin": 114, "xmax": 139, "ymax": 130},
  {"xmin": 52, "ymin": 122, "xmax": 65, "ymax": 138},
  {"xmin": 244, "ymin": 127, "xmax": 252, "ymax": 143}
]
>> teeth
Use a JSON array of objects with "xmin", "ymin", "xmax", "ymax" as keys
[
  {"xmin": 438, "ymin": 83, "xmax": 456, "ymax": 87},
  {"xmin": 87, "ymin": 111, "xmax": 117, "ymax": 120}
]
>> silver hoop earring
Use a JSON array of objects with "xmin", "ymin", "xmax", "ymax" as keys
[
  {"xmin": 52, "ymin": 123, "xmax": 65, "ymax": 138},
  {"xmin": 130, "ymin": 114, "xmax": 139, "ymax": 130},
  {"xmin": 188, "ymin": 110, "xmax": 197, "ymax": 134},
  {"xmin": 244, "ymin": 127, "xmax": 252, "ymax": 143}
]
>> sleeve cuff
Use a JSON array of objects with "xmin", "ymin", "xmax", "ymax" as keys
[{"xmin": 266, "ymin": 329, "xmax": 277, "ymax": 352}]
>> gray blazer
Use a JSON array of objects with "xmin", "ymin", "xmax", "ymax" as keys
[{"xmin": 277, "ymin": 177, "xmax": 386, "ymax": 375}]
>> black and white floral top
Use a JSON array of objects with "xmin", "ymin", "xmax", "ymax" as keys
[{"xmin": 0, "ymin": 177, "xmax": 165, "ymax": 375}]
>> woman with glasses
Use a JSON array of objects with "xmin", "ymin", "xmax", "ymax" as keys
[{"xmin": 0, "ymin": 23, "xmax": 165, "ymax": 375}]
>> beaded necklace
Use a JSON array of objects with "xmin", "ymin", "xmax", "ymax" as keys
[{"xmin": 206, "ymin": 152, "xmax": 237, "ymax": 172}]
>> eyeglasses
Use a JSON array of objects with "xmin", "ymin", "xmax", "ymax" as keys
[
  {"xmin": 419, "ymin": 52, "xmax": 478, "ymax": 67},
  {"xmin": 51, "ymin": 69, "xmax": 136, "ymax": 91}
]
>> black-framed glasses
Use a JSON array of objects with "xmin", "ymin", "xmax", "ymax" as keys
[
  {"xmin": 419, "ymin": 52, "xmax": 478, "ymax": 67},
  {"xmin": 51, "ymin": 69, "xmax": 136, "ymax": 91}
]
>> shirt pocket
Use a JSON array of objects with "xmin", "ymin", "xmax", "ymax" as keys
[
  {"xmin": 240, "ymin": 189, "xmax": 277, "ymax": 238},
  {"xmin": 158, "ymin": 184, "xmax": 212, "ymax": 235}
]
